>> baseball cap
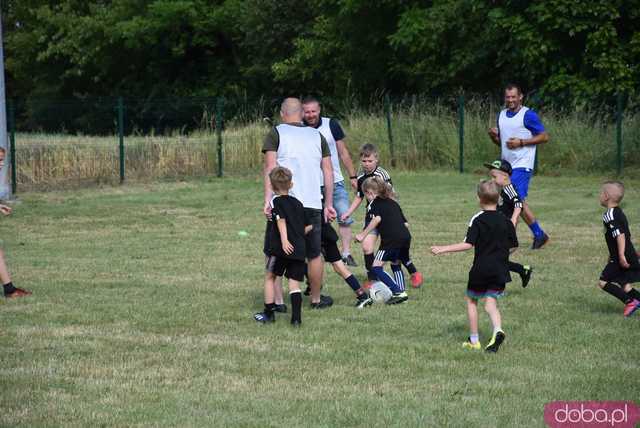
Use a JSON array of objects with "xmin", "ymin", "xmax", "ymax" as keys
[{"xmin": 483, "ymin": 159, "xmax": 512, "ymax": 175}]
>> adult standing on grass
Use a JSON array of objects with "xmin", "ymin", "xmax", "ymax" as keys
[
  {"xmin": 263, "ymin": 97, "xmax": 336, "ymax": 309},
  {"xmin": 302, "ymin": 96, "xmax": 359, "ymax": 267},
  {"xmin": 488, "ymin": 83, "xmax": 550, "ymax": 249}
]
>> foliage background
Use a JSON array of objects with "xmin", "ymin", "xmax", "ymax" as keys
[{"xmin": 4, "ymin": 0, "xmax": 640, "ymax": 114}]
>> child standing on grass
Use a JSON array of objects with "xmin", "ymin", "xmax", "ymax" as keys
[
  {"xmin": 254, "ymin": 167, "xmax": 311, "ymax": 326},
  {"xmin": 341, "ymin": 143, "xmax": 423, "ymax": 288},
  {"xmin": 0, "ymin": 147, "xmax": 30, "ymax": 299},
  {"xmin": 355, "ymin": 176, "xmax": 411, "ymax": 305},
  {"xmin": 597, "ymin": 181, "xmax": 640, "ymax": 317},
  {"xmin": 431, "ymin": 180, "xmax": 517, "ymax": 352},
  {"xmin": 484, "ymin": 159, "xmax": 533, "ymax": 288}
]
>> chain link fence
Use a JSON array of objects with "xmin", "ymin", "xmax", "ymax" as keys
[{"xmin": 6, "ymin": 92, "xmax": 639, "ymax": 192}]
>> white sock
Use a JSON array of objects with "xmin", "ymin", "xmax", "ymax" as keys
[{"xmin": 470, "ymin": 334, "xmax": 479, "ymax": 344}]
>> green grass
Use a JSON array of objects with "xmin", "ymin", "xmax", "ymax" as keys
[{"xmin": 1, "ymin": 171, "xmax": 639, "ymax": 427}]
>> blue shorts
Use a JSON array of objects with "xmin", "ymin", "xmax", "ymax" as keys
[
  {"xmin": 333, "ymin": 181, "xmax": 354, "ymax": 226},
  {"xmin": 511, "ymin": 168, "xmax": 533, "ymax": 200}
]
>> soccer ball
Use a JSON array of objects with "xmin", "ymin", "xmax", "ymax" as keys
[{"xmin": 369, "ymin": 281, "xmax": 392, "ymax": 304}]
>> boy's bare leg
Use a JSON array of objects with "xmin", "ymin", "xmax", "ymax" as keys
[
  {"xmin": 0, "ymin": 249, "xmax": 30, "ymax": 298},
  {"xmin": 466, "ymin": 297, "xmax": 479, "ymax": 338},
  {"xmin": 484, "ymin": 297, "xmax": 502, "ymax": 333},
  {"xmin": 273, "ymin": 276, "xmax": 284, "ymax": 305},
  {"xmin": 264, "ymin": 271, "xmax": 276, "ymax": 304}
]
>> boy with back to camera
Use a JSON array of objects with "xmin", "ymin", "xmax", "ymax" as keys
[
  {"xmin": 341, "ymin": 143, "xmax": 423, "ymax": 289},
  {"xmin": 598, "ymin": 181, "xmax": 640, "ymax": 317},
  {"xmin": 484, "ymin": 159, "xmax": 533, "ymax": 288},
  {"xmin": 431, "ymin": 180, "xmax": 518, "ymax": 353},
  {"xmin": 254, "ymin": 167, "xmax": 311, "ymax": 326},
  {"xmin": 0, "ymin": 147, "xmax": 31, "ymax": 299}
]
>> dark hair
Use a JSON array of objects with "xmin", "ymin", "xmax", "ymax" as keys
[
  {"xmin": 504, "ymin": 83, "xmax": 523, "ymax": 95},
  {"xmin": 362, "ymin": 176, "xmax": 395, "ymax": 199},
  {"xmin": 269, "ymin": 166, "xmax": 293, "ymax": 193},
  {"xmin": 301, "ymin": 96, "xmax": 321, "ymax": 106},
  {"xmin": 359, "ymin": 143, "xmax": 378, "ymax": 158}
]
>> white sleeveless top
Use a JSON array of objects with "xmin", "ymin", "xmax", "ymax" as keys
[
  {"xmin": 316, "ymin": 117, "xmax": 343, "ymax": 183},
  {"xmin": 276, "ymin": 124, "xmax": 324, "ymax": 209},
  {"xmin": 498, "ymin": 107, "xmax": 535, "ymax": 170}
]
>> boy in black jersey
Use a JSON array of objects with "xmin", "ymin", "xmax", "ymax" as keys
[
  {"xmin": 254, "ymin": 167, "xmax": 312, "ymax": 326},
  {"xmin": 598, "ymin": 181, "xmax": 640, "ymax": 317},
  {"xmin": 431, "ymin": 180, "xmax": 517, "ymax": 353},
  {"xmin": 355, "ymin": 176, "xmax": 411, "ymax": 304},
  {"xmin": 342, "ymin": 143, "xmax": 423, "ymax": 289},
  {"xmin": 485, "ymin": 159, "xmax": 533, "ymax": 288}
]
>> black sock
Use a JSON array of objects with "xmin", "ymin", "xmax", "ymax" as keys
[
  {"xmin": 3, "ymin": 282, "xmax": 16, "ymax": 296},
  {"xmin": 627, "ymin": 288, "xmax": 640, "ymax": 301},
  {"xmin": 345, "ymin": 274, "xmax": 361, "ymax": 294},
  {"xmin": 264, "ymin": 302, "xmax": 276, "ymax": 319},
  {"xmin": 403, "ymin": 260, "xmax": 417, "ymax": 275},
  {"xmin": 602, "ymin": 282, "xmax": 631, "ymax": 303},
  {"xmin": 364, "ymin": 253, "xmax": 375, "ymax": 280},
  {"xmin": 509, "ymin": 262, "xmax": 525, "ymax": 276},
  {"xmin": 290, "ymin": 291, "xmax": 302, "ymax": 323}
]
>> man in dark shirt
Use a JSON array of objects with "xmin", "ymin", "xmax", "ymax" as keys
[{"xmin": 597, "ymin": 181, "xmax": 640, "ymax": 317}]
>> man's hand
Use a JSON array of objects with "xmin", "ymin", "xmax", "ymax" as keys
[
  {"xmin": 488, "ymin": 127, "xmax": 499, "ymax": 139},
  {"xmin": 282, "ymin": 239, "xmax": 294, "ymax": 255},
  {"xmin": 354, "ymin": 233, "xmax": 365, "ymax": 243},
  {"xmin": 340, "ymin": 213, "xmax": 350, "ymax": 222},
  {"xmin": 506, "ymin": 137, "xmax": 523, "ymax": 150},
  {"xmin": 324, "ymin": 206, "xmax": 337, "ymax": 223},
  {"xmin": 619, "ymin": 256, "xmax": 630, "ymax": 269},
  {"xmin": 263, "ymin": 201, "xmax": 272, "ymax": 220},
  {"xmin": 350, "ymin": 178, "xmax": 358, "ymax": 191},
  {"xmin": 0, "ymin": 204, "xmax": 12, "ymax": 216}
]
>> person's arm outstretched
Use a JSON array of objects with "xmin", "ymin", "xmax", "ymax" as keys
[
  {"xmin": 431, "ymin": 242, "xmax": 473, "ymax": 255},
  {"xmin": 341, "ymin": 195, "xmax": 362, "ymax": 222}
]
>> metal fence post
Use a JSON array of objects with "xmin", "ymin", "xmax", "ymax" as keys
[
  {"xmin": 117, "ymin": 97, "xmax": 125, "ymax": 183},
  {"xmin": 384, "ymin": 94, "xmax": 396, "ymax": 167},
  {"xmin": 216, "ymin": 97, "xmax": 224, "ymax": 177},
  {"xmin": 8, "ymin": 99, "xmax": 16, "ymax": 194},
  {"xmin": 458, "ymin": 94, "xmax": 464, "ymax": 173},
  {"xmin": 616, "ymin": 92, "xmax": 624, "ymax": 176}
]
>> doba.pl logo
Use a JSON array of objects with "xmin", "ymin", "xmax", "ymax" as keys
[{"xmin": 544, "ymin": 401, "xmax": 640, "ymax": 427}]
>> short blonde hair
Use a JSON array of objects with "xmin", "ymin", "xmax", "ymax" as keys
[
  {"xmin": 602, "ymin": 180, "xmax": 625, "ymax": 203},
  {"xmin": 477, "ymin": 179, "xmax": 500, "ymax": 204},
  {"xmin": 269, "ymin": 166, "xmax": 293, "ymax": 193}
]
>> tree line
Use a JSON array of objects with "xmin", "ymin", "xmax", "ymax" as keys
[{"xmin": 3, "ymin": 0, "xmax": 639, "ymax": 118}]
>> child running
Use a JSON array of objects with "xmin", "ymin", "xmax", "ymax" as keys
[
  {"xmin": 342, "ymin": 143, "xmax": 423, "ymax": 288},
  {"xmin": 484, "ymin": 159, "xmax": 533, "ymax": 287},
  {"xmin": 254, "ymin": 167, "xmax": 311, "ymax": 326},
  {"xmin": 431, "ymin": 180, "xmax": 518, "ymax": 352},
  {"xmin": 355, "ymin": 176, "xmax": 411, "ymax": 304},
  {"xmin": 597, "ymin": 181, "xmax": 640, "ymax": 317}
]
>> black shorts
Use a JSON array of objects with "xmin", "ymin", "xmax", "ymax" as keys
[
  {"xmin": 374, "ymin": 247, "xmax": 410, "ymax": 263},
  {"xmin": 600, "ymin": 261, "xmax": 640, "ymax": 285},
  {"xmin": 320, "ymin": 222, "xmax": 342, "ymax": 263},
  {"xmin": 304, "ymin": 208, "xmax": 322, "ymax": 259},
  {"xmin": 266, "ymin": 256, "xmax": 306, "ymax": 282}
]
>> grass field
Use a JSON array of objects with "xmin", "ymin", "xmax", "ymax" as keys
[{"xmin": 1, "ymin": 171, "xmax": 639, "ymax": 427}]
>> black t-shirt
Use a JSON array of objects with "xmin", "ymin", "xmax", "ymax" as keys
[
  {"xmin": 464, "ymin": 210, "xmax": 518, "ymax": 285},
  {"xmin": 498, "ymin": 183, "xmax": 523, "ymax": 219},
  {"xmin": 269, "ymin": 195, "xmax": 308, "ymax": 261},
  {"xmin": 603, "ymin": 207, "xmax": 640, "ymax": 267},
  {"xmin": 356, "ymin": 166, "xmax": 393, "ymax": 208},
  {"xmin": 366, "ymin": 197, "xmax": 411, "ymax": 249}
]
